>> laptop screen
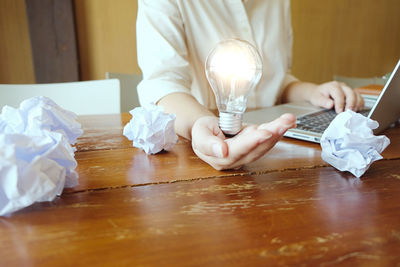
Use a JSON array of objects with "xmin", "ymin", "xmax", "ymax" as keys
[{"xmin": 369, "ymin": 59, "xmax": 400, "ymax": 134}]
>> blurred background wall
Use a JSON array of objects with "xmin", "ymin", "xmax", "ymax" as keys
[
  {"xmin": 291, "ymin": 0, "xmax": 400, "ymax": 83},
  {"xmin": 74, "ymin": 0, "xmax": 140, "ymax": 80},
  {"xmin": 1, "ymin": 0, "xmax": 399, "ymax": 84},
  {"xmin": 0, "ymin": 0, "xmax": 35, "ymax": 83}
]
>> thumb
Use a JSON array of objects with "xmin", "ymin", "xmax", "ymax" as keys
[{"xmin": 191, "ymin": 117, "xmax": 228, "ymax": 158}]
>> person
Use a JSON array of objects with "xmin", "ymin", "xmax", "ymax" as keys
[{"xmin": 136, "ymin": 0, "xmax": 364, "ymax": 170}]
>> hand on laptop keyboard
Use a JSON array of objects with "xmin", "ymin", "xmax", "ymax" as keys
[
  {"xmin": 309, "ymin": 81, "xmax": 365, "ymax": 113},
  {"xmin": 282, "ymin": 81, "xmax": 365, "ymax": 114}
]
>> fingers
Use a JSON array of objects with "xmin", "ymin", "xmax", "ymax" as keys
[
  {"xmin": 312, "ymin": 81, "xmax": 365, "ymax": 113},
  {"xmin": 192, "ymin": 114, "xmax": 296, "ymax": 170},
  {"xmin": 309, "ymin": 89, "xmax": 334, "ymax": 110},
  {"xmin": 258, "ymin": 113, "xmax": 296, "ymax": 135},
  {"xmin": 354, "ymin": 89, "xmax": 365, "ymax": 111},
  {"xmin": 225, "ymin": 125, "xmax": 273, "ymax": 162},
  {"xmin": 327, "ymin": 82, "xmax": 346, "ymax": 113},
  {"xmin": 338, "ymin": 82, "xmax": 366, "ymax": 112},
  {"xmin": 341, "ymin": 83, "xmax": 356, "ymax": 111},
  {"xmin": 228, "ymin": 131, "xmax": 282, "ymax": 169},
  {"xmin": 225, "ymin": 114, "xmax": 296, "ymax": 169},
  {"xmin": 197, "ymin": 127, "xmax": 274, "ymax": 171},
  {"xmin": 191, "ymin": 116, "xmax": 228, "ymax": 158},
  {"xmin": 193, "ymin": 114, "xmax": 296, "ymax": 170}
]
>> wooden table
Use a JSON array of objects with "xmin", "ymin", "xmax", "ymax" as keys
[{"xmin": 1, "ymin": 110, "xmax": 400, "ymax": 266}]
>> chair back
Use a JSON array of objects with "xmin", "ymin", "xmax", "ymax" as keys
[
  {"xmin": 106, "ymin": 72, "xmax": 141, "ymax": 112},
  {"xmin": 0, "ymin": 79, "xmax": 120, "ymax": 115}
]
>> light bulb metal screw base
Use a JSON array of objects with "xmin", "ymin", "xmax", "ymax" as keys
[{"xmin": 219, "ymin": 112, "xmax": 242, "ymax": 136}]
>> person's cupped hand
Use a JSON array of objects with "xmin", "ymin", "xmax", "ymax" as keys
[{"xmin": 191, "ymin": 113, "xmax": 296, "ymax": 170}]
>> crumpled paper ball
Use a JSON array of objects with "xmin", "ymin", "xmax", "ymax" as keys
[
  {"xmin": 0, "ymin": 132, "xmax": 78, "ymax": 215},
  {"xmin": 123, "ymin": 105, "xmax": 178, "ymax": 154},
  {"xmin": 0, "ymin": 96, "xmax": 83, "ymax": 216},
  {"xmin": 0, "ymin": 96, "xmax": 83, "ymax": 144},
  {"xmin": 320, "ymin": 109, "xmax": 390, "ymax": 178}
]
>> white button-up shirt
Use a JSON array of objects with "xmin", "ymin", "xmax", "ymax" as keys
[{"xmin": 136, "ymin": 0, "xmax": 298, "ymax": 109}]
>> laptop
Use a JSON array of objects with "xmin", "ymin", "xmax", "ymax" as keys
[{"xmin": 244, "ymin": 59, "xmax": 400, "ymax": 143}]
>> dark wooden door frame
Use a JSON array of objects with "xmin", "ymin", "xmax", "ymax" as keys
[{"xmin": 25, "ymin": 0, "xmax": 79, "ymax": 83}]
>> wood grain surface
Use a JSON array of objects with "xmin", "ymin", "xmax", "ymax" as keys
[
  {"xmin": 1, "ymin": 93, "xmax": 400, "ymax": 266},
  {"xmin": 1, "ymin": 159, "xmax": 399, "ymax": 266},
  {"xmin": 70, "ymin": 112, "xmax": 400, "ymax": 192}
]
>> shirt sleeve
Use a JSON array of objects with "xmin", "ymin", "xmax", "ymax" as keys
[{"xmin": 136, "ymin": 0, "xmax": 192, "ymax": 106}]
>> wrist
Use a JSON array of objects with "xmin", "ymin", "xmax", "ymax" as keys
[
  {"xmin": 157, "ymin": 92, "xmax": 215, "ymax": 140},
  {"xmin": 302, "ymin": 83, "xmax": 318, "ymax": 103},
  {"xmin": 282, "ymin": 81, "xmax": 306, "ymax": 103}
]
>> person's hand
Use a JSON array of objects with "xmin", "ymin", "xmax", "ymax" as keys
[
  {"xmin": 308, "ymin": 81, "xmax": 364, "ymax": 113},
  {"xmin": 191, "ymin": 114, "xmax": 296, "ymax": 170}
]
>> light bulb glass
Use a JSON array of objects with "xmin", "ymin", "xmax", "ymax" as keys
[{"xmin": 205, "ymin": 39, "xmax": 262, "ymax": 135}]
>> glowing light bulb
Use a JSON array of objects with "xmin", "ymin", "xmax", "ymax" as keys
[{"xmin": 205, "ymin": 39, "xmax": 262, "ymax": 135}]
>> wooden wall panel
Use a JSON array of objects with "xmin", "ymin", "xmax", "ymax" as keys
[
  {"xmin": 74, "ymin": 0, "xmax": 140, "ymax": 80},
  {"xmin": 0, "ymin": 0, "xmax": 35, "ymax": 83},
  {"xmin": 291, "ymin": 0, "xmax": 400, "ymax": 83}
]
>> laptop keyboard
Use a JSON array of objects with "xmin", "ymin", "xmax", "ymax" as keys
[{"xmin": 295, "ymin": 109, "xmax": 371, "ymax": 134}]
